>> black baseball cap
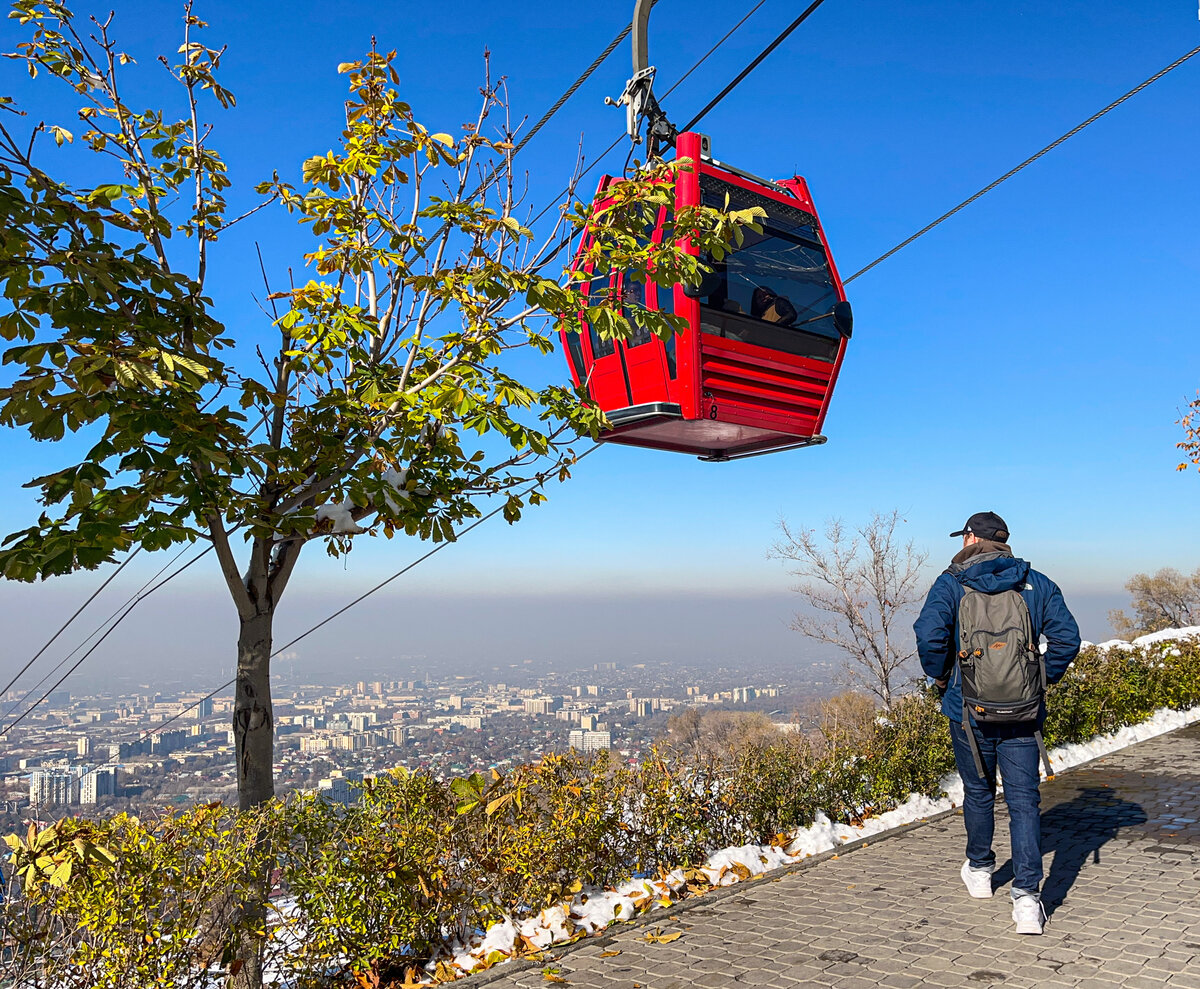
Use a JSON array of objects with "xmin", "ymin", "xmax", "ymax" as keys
[{"xmin": 950, "ymin": 511, "xmax": 1010, "ymax": 541}]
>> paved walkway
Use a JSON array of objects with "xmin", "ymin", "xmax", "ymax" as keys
[{"xmin": 475, "ymin": 723, "xmax": 1200, "ymax": 989}]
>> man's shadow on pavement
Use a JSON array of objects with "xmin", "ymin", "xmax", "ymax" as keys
[{"xmin": 991, "ymin": 786, "xmax": 1147, "ymax": 917}]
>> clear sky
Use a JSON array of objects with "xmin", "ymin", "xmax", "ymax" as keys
[{"xmin": 1, "ymin": 0, "xmax": 1198, "ymax": 682}]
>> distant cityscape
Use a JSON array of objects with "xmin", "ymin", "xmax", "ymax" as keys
[{"xmin": 0, "ymin": 656, "xmax": 840, "ymax": 828}]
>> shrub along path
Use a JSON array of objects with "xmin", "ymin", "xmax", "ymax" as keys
[{"xmin": 471, "ymin": 723, "xmax": 1200, "ymax": 989}]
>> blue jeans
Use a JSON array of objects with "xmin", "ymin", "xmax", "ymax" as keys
[{"xmin": 948, "ymin": 719, "xmax": 1043, "ymax": 896}]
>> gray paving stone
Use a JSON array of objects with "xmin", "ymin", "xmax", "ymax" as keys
[{"xmin": 471, "ymin": 723, "xmax": 1200, "ymax": 989}]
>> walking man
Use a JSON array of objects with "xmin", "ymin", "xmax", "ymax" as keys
[{"xmin": 914, "ymin": 512, "xmax": 1080, "ymax": 934}]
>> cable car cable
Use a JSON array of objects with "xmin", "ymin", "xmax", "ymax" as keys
[
  {"xmin": 0, "ymin": 542, "xmax": 197, "ymax": 724},
  {"xmin": 1, "ymin": 544, "xmax": 209, "ymax": 730},
  {"xmin": 420, "ymin": 4, "xmax": 663, "ymax": 255},
  {"xmin": 524, "ymin": 0, "xmax": 775, "ymax": 234},
  {"xmin": 137, "ymin": 445, "xmax": 603, "ymax": 740},
  {"xmin": 1, "ymin": 546, "xmax": 213, "ymax": 735},
  {"xmin": 0, "ymin": 547, "xmax": 141, "ymax": 699},
  {"xmin": 845, "ymin": 42, "xmax": 1200, "ymax": 285},
  {"xmin": 681, "ymin": 0, "xmax": 831, "ymax": 132},
  {"xmin": 508, "ymin": 2, "xmax": 661, "ymax": 164}
]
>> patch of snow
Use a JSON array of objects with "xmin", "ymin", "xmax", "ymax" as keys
[
  {"xmin": 1086, "ymin": 626, "xmax": 1200, "ymax": 653},
  {"xmin": 1132, "ymin": 625, "xmax": 1200, "ymax": 647},
  {"xmin": 315, "ymin": 499, "xmax": 365, "ymax": 534}
]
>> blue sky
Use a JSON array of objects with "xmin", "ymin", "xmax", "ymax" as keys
[{"xmin": 1, "ymin": 0, "xmax": 1198, "ymax": 667}]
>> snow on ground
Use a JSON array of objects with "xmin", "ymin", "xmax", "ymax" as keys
[
  {"xmin": 432, "ymin": 628, "xmax": 1200, "ymax": 984},
  {"xmin": 1082, "ymin": 625, "xmax": 1200, "ymax": 653}
]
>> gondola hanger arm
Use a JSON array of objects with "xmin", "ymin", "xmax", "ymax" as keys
[{"xmin": 605, "ymin": 0, "xmax": 677, "ymax": 160}]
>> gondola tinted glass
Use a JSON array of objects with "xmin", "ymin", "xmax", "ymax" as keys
[
  {"xmin": 696, "ymin": 175, "xmax": 840, "ymax": 362},
  {"xmin": 586, "ymin": 266, "xmax": 615, "ymax": 358},
  {"xmin": 622, "ymin": 277, "xmax": 654, "ymax": 348}
]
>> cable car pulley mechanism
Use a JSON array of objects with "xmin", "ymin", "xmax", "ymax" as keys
[{"xmin": 605, "ymin": 0, "xmax": 680, "ymax": 161}]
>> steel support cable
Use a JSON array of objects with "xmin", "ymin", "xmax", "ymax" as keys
[
  {"xmin": 0, "ymin": 547, "xmax": 142, "ymax": 699},
  {"xmin": 508, "ymin": 5, "xmax": 658, "ymax": 162},
  {"xmin": 845, "ymin": 42, "xmax": 1200, "ymax": 285},
  {"xmin": 1, "ymin": 545, "xmax": 213, "ymax": 734},
  {"xmin": 0, "ymin": 542, "xmax": 196, "ymax": 724},
  {"xmin": 681, "ymin": 0, "xmax": 831, "ymax": 132},
  {"xmin": 142, "ymin": 445, "xmax": 603, "ymax": 739},
  {"xmin": 419, "ymin": 5, "xmax": 660, "ymax": 258}
]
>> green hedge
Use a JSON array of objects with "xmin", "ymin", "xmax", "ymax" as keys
[{"xmin": 4, "ymin": 638, "xmax": 1198, "ymax": 987}]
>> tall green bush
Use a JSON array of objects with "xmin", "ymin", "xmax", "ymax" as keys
[{"xmin": 272, "ymin": 770, "xmax": 461, "ymax": 987}]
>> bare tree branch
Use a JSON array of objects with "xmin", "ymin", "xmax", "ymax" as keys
[{"xmin": 773, "ymin": 510, "xmax": 929, "ymax": 710}]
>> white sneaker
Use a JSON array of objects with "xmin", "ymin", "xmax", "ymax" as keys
[
  {"xmin": 1012, "ymin": 894, "xmax": 1046, "ymax": 935},
  {"xmin": 960, "ymin": 860, "xmax": 994, "ymax": 898}
]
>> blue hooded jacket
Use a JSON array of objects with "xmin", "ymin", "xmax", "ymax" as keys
[{"xmin": 913, "ymin": 544, "xmax": 1081, "ymax": 721}]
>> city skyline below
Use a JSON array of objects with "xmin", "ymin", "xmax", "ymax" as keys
[{"xmin": 1, "ymin": 654, "xmax": 825, "ymax": 827}]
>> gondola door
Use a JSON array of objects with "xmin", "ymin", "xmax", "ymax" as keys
[
  {"xmin": 581, "ymin": 267, "xmax": 633, "ymax": 409},
  {"xmin": 617, "ymin": 273, "xmax": 670, "ymax": 406}
]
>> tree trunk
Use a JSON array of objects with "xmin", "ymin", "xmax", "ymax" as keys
[
  {"xmin": 230, "ymin": 608, "xmax": 276, "ymax": 989},
  {"xmin": 234, "ymin": 609, "xmax": 276, "ymax": 811}
]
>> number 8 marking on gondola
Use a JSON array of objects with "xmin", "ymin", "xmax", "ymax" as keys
[{"xmin": 709, "ymin": 403, "xmax": 718, "ymax": 420}]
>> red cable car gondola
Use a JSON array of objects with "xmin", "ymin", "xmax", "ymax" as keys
[{"xmin": 559, "ymin": 4, "xmax": 853, "ymax": 461}]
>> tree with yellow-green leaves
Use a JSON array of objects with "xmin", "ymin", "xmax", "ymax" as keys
[
  {"xmin": 0, "ymin": 0, "xmax": 757, "ymax": 804},
  {"xmin": 1179, "ymin": 392, "xmax": 1200, "ymax": 473},
  {"xmin": 0, "ymin": 4, "xmax": 759, "ymax": 983}
]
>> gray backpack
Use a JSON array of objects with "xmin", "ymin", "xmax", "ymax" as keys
[{"xmin": 957, "ymin": 586, "xmax": 1053, "ymax": 777}]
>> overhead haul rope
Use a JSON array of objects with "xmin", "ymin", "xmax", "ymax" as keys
[
  {"xmin": 1, "ymin": 542, "xmax": 198, "ymax": 724},
  {"xmin": 508, "ymin": 3, "xmax": 660, "ymax": 162},
  {"xmin": 681, "ymin": 0, "xmax": 831, "ymax": 132},
  {"xmin": 1, "ymin": 546, "xmax": 213, "ymax": 734},
  {"xmin": 528, "ymin": 0, "xmax": 825, "ymax": 272},
  {"xmin": 430, "ymin": 5, "xmax": 664, "ymax": 249},
  {"xmin": 0, "ymin": 547, "xmax": 142, "ymax": 699},
  {"xmin": 140, "ymin": 444, "xmax": 603, "ymax": 740},
  {"xmin": 845, "ymin": 42, "xmax": 1200, "ymax": 284}
]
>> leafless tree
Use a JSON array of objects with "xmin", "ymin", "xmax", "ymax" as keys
[
  {"xmin": 661, "ymin": 709, "xmax": 781, "ymax": 767},
  {"xmin": 772, "ymin": 510, "xmax": 929, "ymax": 710},
  {"xmin": 1108, "ymin": 567, "xmax": 1200, "ymax": 638}
]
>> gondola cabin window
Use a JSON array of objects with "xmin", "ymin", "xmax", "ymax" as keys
[
  {"xmin": 621, "ymin": 276, "xmax": 654, "ymax": 349},
  {"xmin": 654, "ymin": 275, "xmax": 677, "ymax": 379},
  {"xmin": 586, "ymin": 265, "xmax": 616, "ymax": 359},
  {"xmin": 696, "ymin": 174, "xmax": 840, "ymax": 363}
]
